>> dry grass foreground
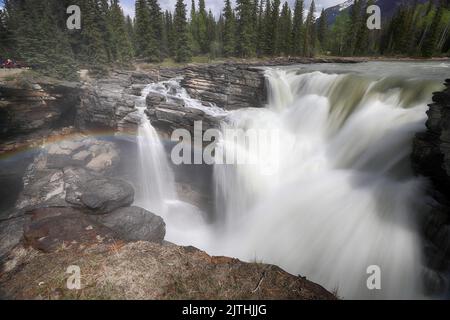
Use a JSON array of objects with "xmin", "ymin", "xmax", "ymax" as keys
[{"xmin": 0, "ymin": 241, "xmax": 336, "ymax": 300}]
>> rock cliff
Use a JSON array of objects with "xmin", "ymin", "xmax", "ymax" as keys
[
  {"xmin": 181, "ymin": 64, "xmax": 267, "ymax": 110},
  {"xmin": 412, "ymin": 79, "xmax": 450, "ymax": 295}
]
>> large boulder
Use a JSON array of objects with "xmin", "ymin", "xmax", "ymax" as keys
[
  {"xmin": 94, "ymin": 206, "xmax": 165, "ymax": 243},
  {"xmin": 14, "ymin": 138, "xmax": 122, "ymax": 213},
  {"xmin": 80, "ymin": 178, "xmax": 134, "ymax": 214}
]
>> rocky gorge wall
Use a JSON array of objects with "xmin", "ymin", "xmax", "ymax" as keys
[
  {"xmin": 181, "ymin": 64, "xmax": 267, "ymax": 110},
  {"xmin": 412, "ymin": 79, "xmax": 450, "ymax": 295}
]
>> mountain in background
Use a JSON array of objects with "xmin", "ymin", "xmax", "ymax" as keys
[{"xmin": 324, "ymin": 0, "xmax": 432, "ymax": 26}]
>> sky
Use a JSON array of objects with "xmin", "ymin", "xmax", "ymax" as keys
[{"xmin": 120, "ymin": 0, "xmax": 347, "ymax": 18}]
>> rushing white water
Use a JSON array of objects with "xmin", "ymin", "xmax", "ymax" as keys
[
  {"xmin": 134, "ymin": 65, "xmax": 444, "ymax": 299},
  {"xmin": 134, "ymin": 82, "xmax": 221, "ymax": 246},
  {"xmin": 135, "ymin": 85, "xmax": 176, "ymax": 215},
  {"xmin": 213, "ymin": 68, "xmax": 442, "ymax": 299}
]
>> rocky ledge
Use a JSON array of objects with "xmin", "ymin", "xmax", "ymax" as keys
[
  {"xmin": 181, "ymin": 64, "xmax": 267, "ymax": 110},
  {"xmin": 145, "ymin": 89, "xmax": 221, "ymax": 139},
  {"xmin": 412, "ymin": 79, "xmax": 450, "ymax": 295},
  {"xmin": 0, "ymin": 240, "xmax": 335, "ymax": 300},
  {"xmin": 2, "ymin": 58, "xmax": 362, "ymax": 150}
]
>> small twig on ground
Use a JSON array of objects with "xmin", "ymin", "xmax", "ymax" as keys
[{"xmin": 251, "ymin": 271, "xmax": 266, "ymax": 293}]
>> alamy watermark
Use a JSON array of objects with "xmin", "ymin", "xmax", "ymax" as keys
[
  {"xmin": 64, "ymin": 4, "xmax": 381, "ymax": 31},
  {"xmin": 366, "ymin": 265, "xmax": 381, "ymax": 290},
  {"xmin": 66, "ymin": 265, "xmax": 81, "ymax": 290},
  {"xmin": 170, "ymin": 121, "xmax": 280, "ymax": 176},
  {"xmin": 367, "ymin": 5, "xmax": 381, "ymax": 30},
  {"xmin": 66, "ymin": 5, "xmax": 81, "ymax": 30}
]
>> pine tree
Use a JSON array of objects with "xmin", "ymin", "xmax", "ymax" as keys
[
  {"xmin": 97, "ymin": 0, "xmax": 114, "ymax": 63},
  {"xmin": 197, "ymin": 0, "xmax": 209, "ymax": 53},
  {"xmin": 256, "ymin": 0, "xmax": 266, "ymax": 56},
  {"xmin": 125, "ymin": 15, "xmax": 135, "ymax": 51},
  {"xmin": 213, "ymin": 14, "xmax": 225, "ymax": 58},
  {"xmin": 278, "ymin": 2, "xmax": 292, "ymax": 56},
  {"xmin": 304, "ymin": 0, "xmax": 317, "ymax": 57},
  {"xmin": 354, "ymin": 5, "xmax": 369, "ymax": 55},
  {"xmin": 165, "ymin": 11, "xmax": 177, "ymax": 57},
  {"xmin": 223, "ymin": 0, "xmax": 236, "ymax": 57},
  {"xmin": 422, "ymin": 2, "xmax": 444, "ymax": 57},
  {"xmin": 148, "ymin": 0, "xmax": 163, "ymax": 61},
  {"xmin": 161, "ymin": 12, "xmax": 169, "ymax": 58},
  {"xmin": 236, "ymin": 0, "xmax": 256, "ymax": 57},
  {"xmin": 317, "ymin": 8, "xmax": 328, "ymax": 51},
  {"xmin": 207, "ymin": 10, "xmax": 217, "ymax": 50},
  {"xmin": 174, "ymin": 0, "xmax": 191, "ymax": 62},
  {"xmin": 261, "ymin": 0, "xmax": 272, "ymax": 56},
  {"xmin": 134, "ymin": 0, "xmax": 152, "ymax": 59},
  {"xmin": 189, "ymin": 0, "xmax": 200, "ymax": 55},
  {"xmin": 292, "ymin": 0, "xmax": 304, "ymax": 56},
  {"xmin": 0, "ymin": 7, "xmax": 11, "ymax": 57},
  {"xmin": 109, "ymin": 0, "xmax": 133, "ymax": 65},
  {"xmin": 345, "ymin": 0, "xmax": 363, "ymax": 56},
  {"xmin": 267, "ymin": 0, "xmax": 280, "ymax": 56},
  {"xmin": 12, "ymin": 0, "xmax": 77, "ymax": 79}
]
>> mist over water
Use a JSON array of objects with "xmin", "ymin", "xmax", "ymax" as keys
[{"xmin": 135, "ymin": 62, "xmax": 446, "ymax": 299}]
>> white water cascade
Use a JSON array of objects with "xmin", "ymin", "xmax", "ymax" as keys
[
  {"xmin": 135, "ymin": 85, "xmax": 176, "ymax": 215},
  {"xmin": 134, "ymin": 81, "xmax": 220, "ymax": 246},
  {"xmin": 212, "ymin": 69, "xmax": 442, "ymax": 299},
  {"xmin": 134, "ymin": 68, "xmax": 443, "ymax": 300}
]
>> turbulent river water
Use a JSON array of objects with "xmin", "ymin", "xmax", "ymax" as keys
[{"xmin": 134, "ymin": 61, "xmax": 448, "ymax": 299}]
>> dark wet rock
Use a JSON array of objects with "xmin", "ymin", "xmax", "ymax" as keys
[
  {"xmin": 94, "ymin": 206, "xmax": 165, "ymax": 243},
  {"xmin": 422, "ymin": 267, "xmax": 449, "ymax": 297},
  {"xmin": 75, "ymin": 69, "xmax": 183, "ymax": 133},
  {"xmin": 146, "ymin": 92, "xmax": 165, "ymax": 106},
  {"xmin": 63, "ymin": 167, "xmax": 98, "ymax": 207},
  {"xmin": 76, "ymin": 72, "xmax": 137, "ymax": 130},
  {"xmin": 117, "ymin": 110, "xmax": 142, "ymax": 135},
  {"xmin": 146, "ymin": 101, "xmax": 221, "ymax": 138},
  {"xmin": 15, "ymin": 162, "xmax": 67, "ymax": 211},
  {"xmin": 23, "ymin": 207, "xmax": 119, "ymax": 253},
  {"xmin": 413, "ymin": 79, "xmax": 450, "ymax": 195},
  {"xmin": 412, "ymin": 79, "xmax": 450, "ymax": 295},
  {"xmin": 0, "ymin": 216, "xmax": 30, "ymax": 258},
  {"xmin": 80, "ymin": 178, "xmax": 134, "ymax": 214}
]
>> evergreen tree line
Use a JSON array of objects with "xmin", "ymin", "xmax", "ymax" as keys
[
  {"xmin": 0, "ymin": 0, "xmax": 449, "ymax": 80},
  {"xmin": 327, "ymin": 0, "xmax": 450, "ymax": 58},
  {"xmin": 0, "ymin": 0, "xmax": 135, "ymax": 79}
]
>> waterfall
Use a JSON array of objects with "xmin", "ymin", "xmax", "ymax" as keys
[
  {"xmin": 213, "ymin": 69, "xmax": 441, "ymax": 299},
  {"xmin": 134, "ymin": 68, "xmax": 443, "ymax": 299},
  {"xmin": 134, "ymin": 81, "xmax": 220, "ymax": 248},
  {"xmin": 135, "ymin": 85, "xmax": 176, "ymax": 215}
]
